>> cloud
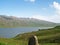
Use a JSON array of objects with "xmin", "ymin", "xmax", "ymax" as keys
[
  {"xmin": 52, "ymin": 1, "xmax": 60, "ymax": 15},
  {"xmin": 31, "ymin": 14, "xmax": 60, "ymax": 23},
  {"xmin": 51, "ymin": 1, "xmax": 60, "ymax": 23},
  {"xmin": 53, "ymin": 1, "xmax": 60, "ymax": 10},
  {"xmin": 24, "ymin": 0, "xmax": 35, "ymax": 3},
  {"xmin": 29, "ymin": 0, "xmax": 35, "ymax": 2},
  {"xmin": 32, "ymin": 15, "xmax": 49, "ymax": 21},
  {"xmin": 31, "ymin": 15, "xmax": 52, "ymax": 22}
]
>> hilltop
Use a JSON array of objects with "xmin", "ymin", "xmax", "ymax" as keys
[{"xmin": 0, "ymin": 15, "xmax": 57, "ymax": 28}]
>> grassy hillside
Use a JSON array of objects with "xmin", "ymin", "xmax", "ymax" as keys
[
  {"xmin": 14, "ymin": 26, "xmax": 60, "ymax": 44},
  {"xmin": 0, "ymin": 26, "xmax": 60, "ymax": 45}
]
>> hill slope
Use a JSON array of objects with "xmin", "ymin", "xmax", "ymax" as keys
[
  {"xmin": 0, "ymin": 15, "xmax": 57, "ymax": 27},
  {"xmin": 14, "ymin": 26, "xmax": 60, "ymax": 43}
]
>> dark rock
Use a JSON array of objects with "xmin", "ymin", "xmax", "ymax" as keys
[{"xmin": 28, "ymin": 35, "xmax": 39, "ymax": 45}]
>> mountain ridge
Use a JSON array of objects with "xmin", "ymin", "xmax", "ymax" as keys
[{"xmin": 0, "ymin": 15, "xmax": 57, "ymax": 28}]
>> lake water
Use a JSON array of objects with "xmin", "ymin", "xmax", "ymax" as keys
[{"xmin": 0, "ymin": 27, "xmax": 53, "ymax": 38}]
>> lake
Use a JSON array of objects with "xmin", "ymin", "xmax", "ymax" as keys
[{"xmin": 0, "ymin": 27, "xmax": 53, "ymax": 38}]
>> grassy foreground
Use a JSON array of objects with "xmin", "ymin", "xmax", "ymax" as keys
[
  {"xmin": 0, "ymin": 38, "xmax": 60, "ymax": 45},
  {"xmin": 0, "ymin": 26, "xmax": 60, "ymax": 45}
]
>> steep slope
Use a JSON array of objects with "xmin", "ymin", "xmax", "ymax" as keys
[{"xmin": 0, "ymin": 15, "xmax": 57, "ymax": 28}]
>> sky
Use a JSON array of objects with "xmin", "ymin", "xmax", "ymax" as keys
[{"xmin": 0, "ymin": 0, "xmax": 60, "ymax": 23}]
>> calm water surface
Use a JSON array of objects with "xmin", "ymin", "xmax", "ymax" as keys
[{"xmin": 0, "ymin": 27, "xmax": 53, "ymax": 38}]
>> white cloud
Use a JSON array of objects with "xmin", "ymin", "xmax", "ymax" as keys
[
  {"xmin": 24, "ymin": 0, "xmax": 35, "ymax": 3},
  {"xmin": 52, "ymin": 1, "xmax": 60, "ymax": 15},
  {"xmin": 30, "ymin": 0, "xmax": 35, "ymax": 2},
  {"xmin": 53, "ymin": 1, "xmax": 60, "ymax": 10},
  {"xmin": 32, "ymin": 15, "xmax": 49, "ymax": 21},
  {"xmin": 31, "ymin": 14, "xmax": 60, "ymax": 23},
  {"xmin": 51, "ymin": 1, "xmax": 60, "ymax": 23}
]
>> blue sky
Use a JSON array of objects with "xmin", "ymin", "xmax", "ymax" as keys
[{"xmin": 0, "ymin": 0, "xmax": 60, "ymax": 23}]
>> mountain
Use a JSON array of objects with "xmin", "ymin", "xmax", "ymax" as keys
[{"xmin": 0, "ymin": 15, "xmax": 57, "ymax": 28}]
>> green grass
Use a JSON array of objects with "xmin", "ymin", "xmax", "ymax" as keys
[
  {"xmin": 0, "ymin": 39, "xmax": 60, "ymax": 45},
  {"xmin": 0, "ymin": 38, "xmax": 60, "ymax": 45},
  {"xmin": 0, "ymin": 38, "xmax": 28, "ymax": 45}
]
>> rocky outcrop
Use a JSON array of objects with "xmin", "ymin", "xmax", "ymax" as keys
[{"xmin": 28, "ymin": 35, "xmax": 39, "ymax": 45}]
